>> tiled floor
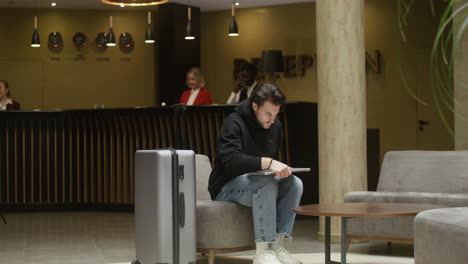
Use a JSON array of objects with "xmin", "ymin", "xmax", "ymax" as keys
[{"xmin": 0, "ymin": 212, "xmax": 413, "ymax": 264}]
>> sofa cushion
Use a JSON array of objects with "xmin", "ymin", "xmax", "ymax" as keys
[
  {"xmin": 196, "ymin": 154, "xmax": 213, "ymax": 201},
  {"xmin": 347, "ymin": 216, "xmax": 415, "ymax": 240},
  {"xmin": 196, "ymin": 200, "xmax": 254, "ymax": 249},
  {"xmin": 345, "ymin": 191, "xmax": 468, "ymax": 207},
  {"xmin": 414, "ymin": 207, "xmax": 468, "ymax": 264},
  {"xmin": 344, "ymin": 191, "xmax": 468, "ymax": 239},
  {"xmin": 377, "ymin": 151, "xmax": 468, "ymax": 193}
]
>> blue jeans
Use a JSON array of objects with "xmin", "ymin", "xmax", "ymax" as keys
[{"xmin": 215, "ymin": 174, "xmax": 303, "ymax": 242}]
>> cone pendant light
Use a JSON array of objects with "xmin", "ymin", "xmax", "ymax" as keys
[
  {"xmin": 145, "ymin": 11, "xmax": 155, "ymax": 43},
  {"xmin": 107, "ymin": 16, "xmax": 116, "ymax": 46},
  {"xmin": 228, "ymin": 2, "xmax": 238, "ymax": 36},
  {"xmin": 185, "ymin": 6, "xmax": 195, "ymax": 40},
  {"xmin": 31, "ymin": 16, "xmax": 40, "ymax": 47}
]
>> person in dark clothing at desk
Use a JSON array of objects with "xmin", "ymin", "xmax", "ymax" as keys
[
  {"xmin": 209, "ymin": 84, "xmax": 303, "ymax": 264},
  {"xmin": 226, "ymin": 63, "xmax": 260, "ymax": 104},
  {"xmin": 0, "ymin": 80, "xmax": 20, "ymax": 111}
]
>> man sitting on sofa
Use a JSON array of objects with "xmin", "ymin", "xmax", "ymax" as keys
[{"xmin": 209, "ymin": 84, "xmax": 303, "ymax": 264}]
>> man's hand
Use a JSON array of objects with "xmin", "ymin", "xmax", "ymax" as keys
[
  {"xmin": 233, "ymin": 79, "xmax": 244, "ymax": 93},
  {"xmin": 269, "ymin": 160, "xmax": 292, "ymax": 178},
  {"xmin": 261, "ymin": 158, "xmax": 291, "ymax": 178},
  {"xmin": 233, "ymin": 72, "xmax": 246, "ymax": 93}
]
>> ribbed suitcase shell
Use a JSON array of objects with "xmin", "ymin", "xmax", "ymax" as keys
[{"xmin": 134, "ymin": 149, "xmax": 196, "ymax": 264}]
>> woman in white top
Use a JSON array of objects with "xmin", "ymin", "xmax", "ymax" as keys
[
  {"xmin": 179, "ymin": 67, "xmax": 212, "ymax": 105},
  {"xmin": 0, "ymin": 80, "xmax": 20, "ymax": 111}
]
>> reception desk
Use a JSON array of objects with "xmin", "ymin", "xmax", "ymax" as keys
[{"xmin": 0, "ymin": 102, "xmax": 379, "ymax": 211}]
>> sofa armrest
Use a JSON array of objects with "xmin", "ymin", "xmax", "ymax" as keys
[{"xmin": 344, "ymin": 191, "xmax": 468, "ymax": 207}]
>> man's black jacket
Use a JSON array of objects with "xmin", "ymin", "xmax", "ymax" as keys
[{"xmin": 208, "ymin": 99, "xmax": 284, "ymax": 200}]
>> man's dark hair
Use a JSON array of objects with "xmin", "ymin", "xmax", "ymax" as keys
[
  {"xmin": 0, "ymin": 80, "xmax": 10, "ymax": 97},
  {"xmin": 249, "ymin": 84, "xmax": 286, "ymax": 111},
  {"xmin": 240, "ymin": 63, "xmax": 258, "ymax": 78}
]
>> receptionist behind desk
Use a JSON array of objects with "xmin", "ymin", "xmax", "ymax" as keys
[
  {"xmin": 179, "ymin": 67, "xmax": 212, "ymax": 106},
  {"xmin": 0, "ymin": 80, "xmax": 20, "ymax": 111}
]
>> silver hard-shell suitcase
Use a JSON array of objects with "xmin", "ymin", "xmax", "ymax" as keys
[{"xmin": 133, "ymin": 149, "xmax": 196, "ymax": 264}]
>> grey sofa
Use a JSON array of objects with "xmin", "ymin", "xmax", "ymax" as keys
[
  {"xmin": 344, "ymin": 150, "xmax": 468, "ymax": 243},
  {"xmin": 195, "ymin": 154, "xmax": 254, "ymax": 264},
  {"xmin": 414, "ymin": 207, "xmax": 468, "ymax": 264}
]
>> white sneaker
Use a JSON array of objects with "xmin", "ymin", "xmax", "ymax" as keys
[
  {"xmin": 274, "ymin": 247, "xmax": 302, "ymax": 264},
  {"xmin": 253, "ymin": 250, "xmax": 282, "ymax": 264}
]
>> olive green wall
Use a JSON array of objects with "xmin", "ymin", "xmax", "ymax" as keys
[
  {"xmin": 0, "ymin": 9, "xmax": 156, "ymax": 110},
  {"xmin": 200, "ymin": 0, "xmax": 454, "ymax": 160},
  {"xmin": 0, "ymin": 1, "xmax": 456, "ymax": 158}
]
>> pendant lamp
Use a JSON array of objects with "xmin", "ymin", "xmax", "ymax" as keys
[
  {"xmin": 31, "ymin": 16, "xmax": 40, "ymax": 48},
  {"xmin": 228, "ymin": 2, "xmax": 238, "ymax": 37},
  {"xmin": 145, "ymin": 11, "xmax": 155, "ymax": 43},
  {"xmin": 107, "ymin": 16, "xmax": 116, "ymax": 47},
  {"xmin": 185, "ymin": 6, "xmax": 195, "ymax": 40}
]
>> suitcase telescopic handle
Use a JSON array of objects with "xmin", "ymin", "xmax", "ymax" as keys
[{"xmin": 179, "ymin": 192, "xmax": 185, "ymax": 227}]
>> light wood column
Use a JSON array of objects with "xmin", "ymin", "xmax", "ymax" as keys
[{"xmin": 316, "ymin": 0, "xmax": 367, "ymax": 242}]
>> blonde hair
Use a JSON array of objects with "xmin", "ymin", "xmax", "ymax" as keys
[{"xmin": 186, "ymin": 67, "xmax": 205, "ymax": 88}]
